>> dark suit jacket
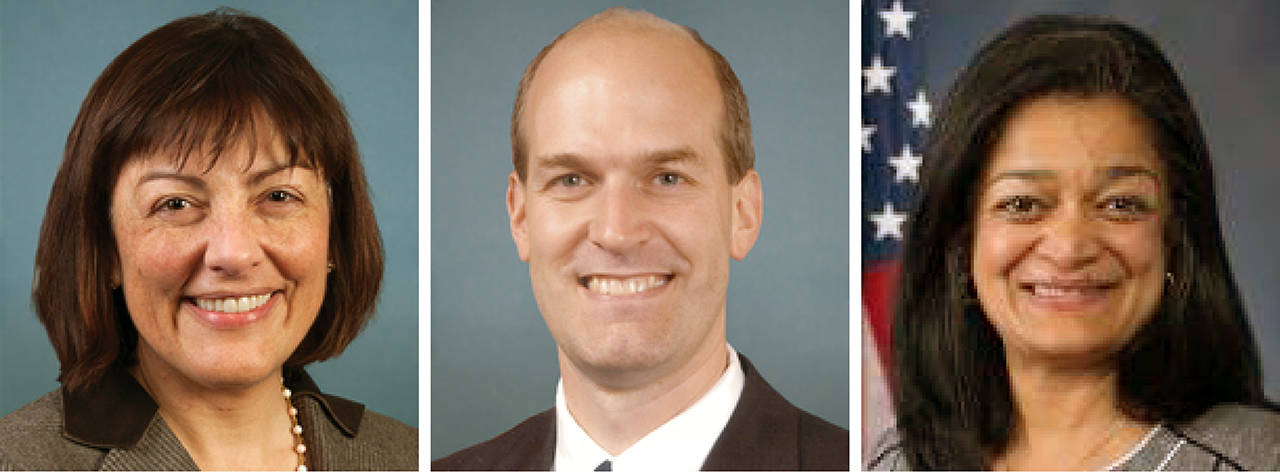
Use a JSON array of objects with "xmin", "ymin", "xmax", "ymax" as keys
[
  {"xmin": 432, "ymin": 353, "xmax": 849, "ymax": 471},
  {"xmin": 0, "ymin": 367, "xmax": 417, "ymax": 470}
]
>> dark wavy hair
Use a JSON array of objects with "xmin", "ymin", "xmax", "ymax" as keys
[
  {"xmin": 891, "ymin": 15, "xmax": 1264, "ymax": 470},
  {"xmin": 33, "ymin": 9, "xmax": 384, "ymax": 393}
]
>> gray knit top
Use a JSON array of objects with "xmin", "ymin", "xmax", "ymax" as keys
[{"xmin": 867, "ymin": 403, "xmax": 1280, "ymax": 471}]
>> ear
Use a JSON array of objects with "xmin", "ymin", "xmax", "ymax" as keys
[
  {"xmin": 507, "ymin": 171, "xmax": 531, "ymax": 261},
  {"xmin": 729, "ymin": 169, "xmax": 763, "ymax": 260}
]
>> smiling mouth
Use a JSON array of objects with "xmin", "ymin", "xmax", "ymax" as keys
[
  {"xmin": 578, "ymin": 274, "xmax": 673, "ymax": 296},
  {"xmin": 191, "ymin": 293, "xmax": 274, "ymax": 314},
  {"xmin": 1019, "ymin": 281, "xmax": 1118, "ymax": 298}
]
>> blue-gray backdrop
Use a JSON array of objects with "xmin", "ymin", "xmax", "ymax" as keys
[
  {"xmin": 903, "ymin": 0, "xmax": 1280, "ymax": 412},
  {"xmin": 431, "ymin": 0, "xmax": 850, "ymax": 459},
  {"xmin": 0, "ymin": 0, "xmax": 418, "ymax": 427}
]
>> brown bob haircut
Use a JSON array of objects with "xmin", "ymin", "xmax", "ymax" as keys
[
  {"xmin": 33, "ymin": 8, "xmax": 383, "ymax": 393},
  {"xmin": 510, "ymin": 7, "xmax": 755, "ymax": 184}
]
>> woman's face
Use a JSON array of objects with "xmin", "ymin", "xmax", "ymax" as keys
[
  {"xmin": 972, "ymin": 95, "xmax": 1166, "ymax": 365},
  {"xmin": 110, "ymin": 136, "xmax": 330, "ymax": 388}
]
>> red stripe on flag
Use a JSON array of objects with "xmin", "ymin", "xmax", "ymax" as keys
[{"xmin": 862, "ymin": 260, "xmax": 900, "ymax": 373}]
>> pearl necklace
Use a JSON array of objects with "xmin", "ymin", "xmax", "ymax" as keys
[{"xmin": 283, "ymin": 381, "xmax": 308, "ymax": 472}]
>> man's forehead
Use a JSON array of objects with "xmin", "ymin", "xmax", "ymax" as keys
[
  {"xmin": 534, "ymin": 14, "xmax": 713, "ymax": 88},
  {"xmin": 565, "ymin": 7, "xmax": 691, "ymax": 41},
  {"xmin": 512, "ymin": 8, "xmax": 734, "ymax": 184},
  {"xmin": 531, "ymin": 147, "xmax": 706, "ymax": 171}
]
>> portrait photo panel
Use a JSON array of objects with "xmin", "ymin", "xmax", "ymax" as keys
[{"xmin": 432, "ymin": 0, "xmax": 850, "ymax": 461}]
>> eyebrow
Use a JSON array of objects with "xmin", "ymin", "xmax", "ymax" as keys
[
  {"xmin": 988, "ymin": 165, "xmax": 1159, "ymax": 184},
  {"xmin": 645, "ymin": 147, "xmax": 701, "ymax": 167},
  {"xmin": 136, "ymin": 162, "xmax": 300, "ymax": 189},
  {"xmin": 534, "ymin": 153, "xmax": 590, "ymax": 172},
  {"xmin": 989, "ymin": 169, "xmax": 1056, "ymax": 183},
  {"xmin": 1104, "ymin": 166, "xmax": 1159, "ymax": 181},
  {"xmin": 533, "ymin": 147, "xmax": 702, "ymax": 172},
  {"xmin": 246, "ymin": 163, "xmax": 298, "ymax": 186},
  {"xmin": 137, "ymin": 171, "xmax": 205, "ymax": 190}
]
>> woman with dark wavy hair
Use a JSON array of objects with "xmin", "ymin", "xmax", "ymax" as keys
[
  {"xmin": 868, "ymin": 15, "xmax": 1280, "ymax": 471},
  {"xmin": 0, "ymin": 9, "xmax": 415, "ymax": 470}
]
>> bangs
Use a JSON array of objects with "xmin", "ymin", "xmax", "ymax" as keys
[
  {"xmin": 136, "ymin": 94, "xmax": 309, "ymax": 174},
  {"xmin": 100, "ymin": 9, "xmax": 349, "ymax": 177}
]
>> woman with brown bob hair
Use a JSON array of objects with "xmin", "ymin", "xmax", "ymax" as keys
[
  {"xmin": 868, "ymin": 15, "xmax": 1280, "ymax": 471},
  {"xmin": 0, "ymin": 9, "xmax": 415, "ymax": 470}
]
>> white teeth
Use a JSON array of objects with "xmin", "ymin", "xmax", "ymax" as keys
[
  {"xmin": 1034, "ymin": 285, "xmax": 1066, "ymax": 297},
  {"xmin": 586, "ymin": 275, "xmax": 668, "ymax": 296},
  {"xmin": 194, "ymin": 293, "xmax": 271, "ymax": 313},
  {"xmin": 1031, "ymin": 285, "xmax": 1099, "ymax": 297}
]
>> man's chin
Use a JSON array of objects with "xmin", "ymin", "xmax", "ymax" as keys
[{"xmin": 565, "ymin": 342, "xmax": 680, "ymax": 386}]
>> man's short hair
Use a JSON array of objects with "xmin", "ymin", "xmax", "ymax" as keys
[{"xmin": 509, "ymin": 7, "xmax": 755, "ymax": 184}]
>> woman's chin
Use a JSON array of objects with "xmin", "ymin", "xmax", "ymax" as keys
[
  {"xmin": 1008, "ymin": 335, "xmax": 1124, "ymax": 367},
  {"xmin": 138, "ymin": 327, "xmax": 298, "ymax": 387},
  {"xmin": 179, "ymin": 362, "xmax": 283, "ymax": 389},
  {"xmin": 142, "ymin": 347, "xmax": 287, "ymax": 389}
]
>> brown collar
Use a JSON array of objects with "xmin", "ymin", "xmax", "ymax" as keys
[{"xmin": 62, "ymin": 366, "xmax": 365, "ymax": 449}]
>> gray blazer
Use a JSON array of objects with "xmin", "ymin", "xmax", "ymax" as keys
[
  {"xmin": 0, "ymin": 367, "xmax": 417, "ymax": 470},
  {"xmin": 867, "ymin": 403, "xmax": 1280, "ymax": 471}
]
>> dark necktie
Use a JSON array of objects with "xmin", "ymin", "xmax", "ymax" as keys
[{"xmin": 594, "ymin": 459, "xmax": 612, "ymax": 471}]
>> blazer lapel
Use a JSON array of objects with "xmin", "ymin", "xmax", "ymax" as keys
[
  {"xmin": 97, "ymin": 416, "xmax": 199, "ymax": 471},
  {"xmin": 498, "ymin": 408, "xmax": 557, "ymax": 470},
  {"xmin": 700, "ymin": 354, "xmax": 800, "ymax": 471}
]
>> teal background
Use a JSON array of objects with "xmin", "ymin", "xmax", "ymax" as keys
[
  {"xmin": 0, "ymin": 1, "xmax": 418, "ymax": 427},
  {"xmin": 431, "ymin": 0, "xmax": 850, "ymax": 459}
]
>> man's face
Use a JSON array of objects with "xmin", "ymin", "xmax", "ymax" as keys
[{"xmin": 507, "ymin": 26, "xmax": 761, "ymax": 385}]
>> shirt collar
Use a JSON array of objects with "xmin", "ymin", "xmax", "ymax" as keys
[
  {"xmin": 553, "ymin": 344, "xmax": 746, "ymax": 472},
  {"xmin": 62, "ymin": 365, "xmax": 365, "ymax": 448}
]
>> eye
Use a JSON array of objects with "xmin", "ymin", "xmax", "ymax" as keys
[
  {"xmin": 993, "ymin": 195, "xmax": 1047, "ymax": 221},
  {"xmin": 149, "ymin": 196, "xmax": 202, "ymax": 224},
  {"xmin": 540, "ymin": 172, "xmax": 593, "ymax": 199},
  {"xmin": 267, "ymin": 190, "xmax": 296, "ymax": 202},
  {"xmin": 1100, "ymin": 195, "xmax": 1154, "ymax": 219},
  {"xmin": 655, "ymin": 172, "xmax": 683, "ymax": 186},
  {"xmin": 260, "ymin": 189, "xmax": 304, "ymax": 214},
  {"xmin": 159, "ymin": 197, "xmax": 192, "ymax": 212},
  {"xmin": 556, "ymin": 174, "xmax": 585, "ymax": 187}
]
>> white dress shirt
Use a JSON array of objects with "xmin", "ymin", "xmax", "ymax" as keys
[{"xmin": 552, "ymin": 344, "xmax": 746, "ymax": 472}]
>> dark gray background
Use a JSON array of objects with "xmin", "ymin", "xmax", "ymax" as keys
[
  {"xmin": 920, "ymin": 1, "xmax": 1280, "ymax": 401},
  {"xmin": 431, "ymin": 0, "xmax": 850, "ymax": 459},
  {"xmin": 0, "ymin": 1, "xmax": 418, "ymax": 426}
]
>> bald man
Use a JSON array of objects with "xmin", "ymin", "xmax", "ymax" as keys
[{"xmin": 432, "ymin": 8, "xmax": 848, "ymax": 471}]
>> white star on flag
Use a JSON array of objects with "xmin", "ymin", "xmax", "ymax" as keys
[
  {"xmin": 862, "ymin": 124, "xmax": 877, "ymax": 153},
  {"xmin": 879, "ymin": 0, "xmax": 917, "ymax": 40},
  {"xmin": 907, "ymin": 89, "xmax": 931, "ymax": 128},
  {"xmin": 888, "ymin": 144, "xmax": 922, "ymax": 183},
  {"xmin": 869, "ymin": 201, "xmax": 907, "ymax": 241},
  {"xmin": 863, "ymin": 55, "xmax": 896, "ymax": 95}
]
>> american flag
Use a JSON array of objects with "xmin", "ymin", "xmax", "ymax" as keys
[{"xmin": 862, "ymin": 0, "xmax": 927, "ymax": 461}]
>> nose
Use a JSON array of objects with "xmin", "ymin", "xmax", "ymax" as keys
[
  {"xmin": 1034, "ymin": 204, "xmax": 1101, "ymax": 269},
  {"xmin": 589, "ymin": 183, "xmax": 652, "ymax": 253},
  {"xmin": 202, "ymin": 208, "xmax": 264, "ymax": 276}
]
